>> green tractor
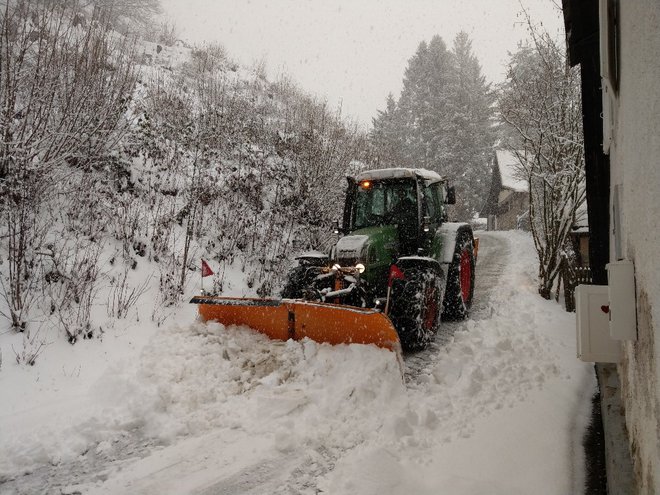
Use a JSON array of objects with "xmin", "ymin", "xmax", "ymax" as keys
[{"xmin": 282, "ymin": 168, "xmax": 477, "ymax": 350}]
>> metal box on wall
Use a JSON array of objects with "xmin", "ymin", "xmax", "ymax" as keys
[
  {"xmin": 607, "ymin": 260, "xmax": 637, "ymax": 341},
  {"xmin": 576, "ymin": 284, "xmax": 621, "ymax": 363}
]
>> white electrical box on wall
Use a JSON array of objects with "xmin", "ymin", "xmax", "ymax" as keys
[
  {"xmin": 576, "ymin": 284, "xmax": 621, "ymax": 363},
  {"xmin": 607, "ymin": 260, "xmax": 637, "ymax": 340}
]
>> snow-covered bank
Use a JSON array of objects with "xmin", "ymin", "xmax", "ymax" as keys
[{"xmin": 0, "ymin": 231, "xmax": 595, "ymax": 494}]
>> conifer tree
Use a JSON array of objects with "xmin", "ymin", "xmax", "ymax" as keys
[
  {"xmin": 445, "ymin": 32, "xmax": 496, "ymax": 219},
  {"xmin": 370, "ymin": 32, "xmax": 494, "ymax": 220},
  {"xmin": 397, "ymin": 36, "xmax": 455, "ymax": 170},
  {"xmin": 370, "ymin": 93, "xmax": 404, "ymax": 167}
]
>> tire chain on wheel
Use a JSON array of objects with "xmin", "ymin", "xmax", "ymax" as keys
[
  {"xmin": 442, "ymin": 231, "xmax": 475, "ymax": 321},
  {"xmin": 390, "ymin": 266, "xmax": 444, "ymax": 351}
]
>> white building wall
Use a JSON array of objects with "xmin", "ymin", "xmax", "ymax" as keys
[{"xmin": 608, "ymin": 1, "xmax": 660, "ymax": 490}]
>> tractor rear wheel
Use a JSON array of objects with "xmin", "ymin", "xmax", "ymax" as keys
[
  {"xmin": 390, "ymin": 267, "xmax": 444, "ymax": 351},
  {"xmin": 442, "ymin": 231, "xmax": 475, "ymax": 320}
]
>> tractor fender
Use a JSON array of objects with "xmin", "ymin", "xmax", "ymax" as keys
[
  {"xmin": 294, "ymin": 251, "xmax": 328, "ymax": 266},
  {"xmin": 438, "ymin": 222, "xmax": 474, "ymax": 264},
  {"xmin": 395, "ymin": 256, "xmax": 444, "ymax": 278}
]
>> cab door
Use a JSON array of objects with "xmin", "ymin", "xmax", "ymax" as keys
[{"xmin": 421, "ymin": 182, "xmax": 444, "ymax": 259}]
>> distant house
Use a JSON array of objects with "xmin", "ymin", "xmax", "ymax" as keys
[
  {"xmin": 481, "ymin": 150, "xmax": 529, "ymax": 231},
  {"xmin": 568, "ymin": 199, "xmax": 590, "ymax": 267},
  {"xmin": 562, "ymin": 199, "xmax": 590, "ymax": 312}
]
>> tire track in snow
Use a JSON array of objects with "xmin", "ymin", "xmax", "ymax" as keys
[
  {"xmin": 0, "ymin": 433, "xmax": 158, "ymax": 495},
  {"xmin": 194, "ymin": 446, "xmax": 335, "ymax": 495},
  {"xmin": 404, "ymin": 231, "xmax": 509, "ymax": 383}
]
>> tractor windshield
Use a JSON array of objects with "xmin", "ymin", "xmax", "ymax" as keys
[{"xmin": 353, "ymin": 179, "xmax": 417, "ymax": 230}]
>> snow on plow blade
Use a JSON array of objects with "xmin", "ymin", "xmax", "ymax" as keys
[{"xmin": 190, "ymin": 296, "xmax": 402, "ymax": 355}]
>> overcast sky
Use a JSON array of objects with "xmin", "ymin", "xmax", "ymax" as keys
[{"xmin": 160, "ymin": 0, "xmax": 564, "ymax": 128}]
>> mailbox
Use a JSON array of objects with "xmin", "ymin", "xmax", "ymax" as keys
[{"xmin": 576, "ymin": 284, "xmax": 621, "ymax": 363}]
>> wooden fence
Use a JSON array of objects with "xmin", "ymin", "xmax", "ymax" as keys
[{"xmin": 559, "ymin": 257, "xmax": 592, "ymax": 312}]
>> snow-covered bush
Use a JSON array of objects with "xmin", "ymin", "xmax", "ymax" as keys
[
  {"xmin": 130, "ymin": 61, "xmax": 368, "ymax": 299},
  {"xmin": 0, "ymin": 1, "xmax": 137, "ymax": 333}
]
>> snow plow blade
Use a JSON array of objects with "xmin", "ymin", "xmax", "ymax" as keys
[{"xmin": 190, "ymin": 296, "xmax": 402, "ymax": 355}]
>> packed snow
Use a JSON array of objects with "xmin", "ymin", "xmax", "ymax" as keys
[{"xmin": 0, "ymin": 231, "xmax": 596, "ymax": 494}]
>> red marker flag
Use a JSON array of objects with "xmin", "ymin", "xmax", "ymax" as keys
[
  {"xmin": 388, "ymin": 264, "xmax": 405, "ymax": 287},
  {"xmin": 201, "ymin": 259, "xmax": 214, "ymax": 277}
]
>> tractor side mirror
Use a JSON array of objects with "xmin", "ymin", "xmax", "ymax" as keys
[{"xmin": 445, "ymin": 186, "xmax": 456, "ymax": 205}]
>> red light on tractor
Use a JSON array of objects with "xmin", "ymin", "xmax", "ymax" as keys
[{"xmin": 360, "ymin": 180, "xmax": 372, "ymax": 189}]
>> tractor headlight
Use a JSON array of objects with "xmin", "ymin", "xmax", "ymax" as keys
[
  {"xmin": 332, "ymin": 263, "xmax": 341, "ymax": 271},
  {"xmin": 355, "ymin": 263, "xmax": 365, "ymax": 274}
]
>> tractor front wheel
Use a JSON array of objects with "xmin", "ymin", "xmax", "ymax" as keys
[{"xmin": 390, "ymin": 267, "xmax": 444, "ymax": 351}]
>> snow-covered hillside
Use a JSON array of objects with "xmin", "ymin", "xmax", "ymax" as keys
[
  {"xmin": 0, "ymin": 0, "xmax": 370, "ymax": 364},
  {"xmin": 0, "ymin": 231, "xmax": 596, "ymax": 494}
]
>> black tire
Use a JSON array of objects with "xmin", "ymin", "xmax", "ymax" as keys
[
  {"xmin": 442, "ymin": 230, "xmax": 475, "ymax": 321},
  {"xmin": 389, "ymin": 266, "xmax": 444, "ymax": 351},
  {"xmin": 281, "ymin": 265, "xmax": 323, "ymax": 299}
]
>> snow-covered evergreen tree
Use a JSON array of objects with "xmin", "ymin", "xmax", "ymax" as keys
[
  {"xmin": 397, "ymin": 36, "xmax": 454, "ymax": 170},
  {"xmin": 445, "ymin": 32, "xmax": 496, "ymax": 220},
  {"xmin": 370, "ymin": 93, "xmax": 405, "ymax": 167},
  {"xmin": 370, "ymin": 32, "xmax": 494, "ymax": 220}
]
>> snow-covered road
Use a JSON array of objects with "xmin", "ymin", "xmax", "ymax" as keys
[
  {"xmin": 404, "ymin": 230, "xmax": 508, "ymax": 382},
  {"xmin": 0, "ymin": 231, "xmax": 596, "ymax": 495}
]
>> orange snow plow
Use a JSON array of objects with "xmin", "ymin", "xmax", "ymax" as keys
[{"xmin": 190, "ymin": 296, "xmax": 402, "ymax": 356}]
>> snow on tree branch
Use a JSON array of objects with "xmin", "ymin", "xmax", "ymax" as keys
[{"xmin": 498, "ymin": 13, "xmax": 585, "ymax": 299}]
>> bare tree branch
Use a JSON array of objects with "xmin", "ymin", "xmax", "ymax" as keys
[{"xmin": 499, "ymin": 16, "xmax": 585, "ymax": 299}]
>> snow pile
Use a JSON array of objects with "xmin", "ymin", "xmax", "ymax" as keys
[
  {"xmin": 0, "ymin": 318, "xmax": 403, "ymax": 489},
  {"xmin": 105, "ymin": 320, "xmax": 403, "ymax": 446}
]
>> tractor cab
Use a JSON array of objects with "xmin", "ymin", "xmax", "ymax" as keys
[{"xmin": 342, "ymin": 168, "xmax": 455, "ymax": 258}]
